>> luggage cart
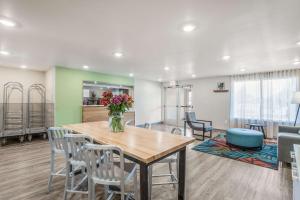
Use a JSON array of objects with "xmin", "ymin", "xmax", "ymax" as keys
[
  {"xmin": 27, "ymin": 84, "xmax": 47, "ymax": 141},
  {"xmin": 1, "ymin": 82, "xmax": 25, "ymax": 145}
]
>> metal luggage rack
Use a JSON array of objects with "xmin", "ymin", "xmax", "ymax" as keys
[
  {"xmin": 1, "ymin": 82, "xmax": 25, "ymax": 145},
  {"xmin": 26, "ymin": 84, "xmax": 47, "ymax": 141}
]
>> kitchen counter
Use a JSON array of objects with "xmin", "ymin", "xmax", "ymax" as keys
[{"xmin": 82, "ymin": 105, "xmax": 135, "ymax": 124}]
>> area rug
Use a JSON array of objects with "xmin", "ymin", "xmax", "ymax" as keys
[{"xmin": 192, "ymin": 133, "xmax": 278, "ymax": 170}]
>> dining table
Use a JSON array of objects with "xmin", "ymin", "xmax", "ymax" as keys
[{"xmin": 63, "ymin": 121, "xmax": 195, "ymax": 200}]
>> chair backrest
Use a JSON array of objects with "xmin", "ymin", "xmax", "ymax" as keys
[
  {"xmin": 63, "ymin": 134, "xmax": 93, "ymax": 162},
  {"xmin": 185, "ymin": 112, "xmax": 197, "ymax": 122},
  {"xmin": 47, "ymin": 127, "xmax": 70, "ymax": 153},
  {"xmin": 144, "ymin": 122, "xmax": 151, "ymax": 129},
  {"xmin": 125, "ymin": 119, "xmax": 134, "ymax": 126},
  {"xmin": 83, "ymin": 143, "xmax": 125, "ymax": 186},
  {"xmin": 185, "ymin": 112, "xmax": 198, "ymax": 128}
]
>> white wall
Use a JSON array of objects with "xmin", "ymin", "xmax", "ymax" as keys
[
  {"xmin": 180, "ymin": 76, "xmax": 231, "ymax": 130},
  {"xmin": 134, "ymin": 79, "xmax": 162, "ymax": 125},
  {"xmin": 0, "ymin": 66, "xmax": 46, "ymax": 103},
  {"xmin": 45, "ymin": 67, "xmax": 55, "ymax": 103}
]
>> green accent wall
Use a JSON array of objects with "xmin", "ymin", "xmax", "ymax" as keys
[{"xmin": 55, "ymin": 66, "xmax": 134, "ymax": 126}]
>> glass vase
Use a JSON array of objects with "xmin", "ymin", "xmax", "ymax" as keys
[{"xmin": 109, "ymin": 113, "xmax": 125, "ymax": 132}]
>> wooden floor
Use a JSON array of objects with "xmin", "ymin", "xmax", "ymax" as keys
[{"xmin": 0, "ymin": 125, "xmax": 292, "ymax": 200}]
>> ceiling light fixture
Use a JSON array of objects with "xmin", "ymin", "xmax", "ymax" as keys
[
  {"xmin": 20, "ymin": 65, "xmax": 27, "ymax": 69},
  {"xmin": 0, "ymin": 50, "xmax": 10, "ymax": 56},
  {"xmin": 297, "ymin": 41, "xmax": 300, "ymax": 46},
  {"xmin": 240, "ymin": 68, "xmax": 246, "ymax": 72},
  {"xmin": 192, "ymin": 74, "xmax": 196, "ymax": 78},
  {"xmin": 294, "ymin": 61, "xmax": 300, "ymax": 65},
  {"xmin": 0, "ymin": 18, "xmax": 16, "ymax": 27},
  {"xmin": 158, "ymin": 78, "xmax": 162, "ymax": 82},
  {"xmin": 83, "ymin": 65, "xmax": 89, "ymax": 69},
  {"xmin": 114, "ymin": 52, "xmax": 123, "ymax": 58},
  {"xmin": 222, "ymin": 55, "xmax": 231, "ymax": 60},
  {"xmin": 182, "ymin": 24, "xmax": 196, "ymax": 32},
  {"xmin": 129, "ymin": 73, "xmax": 134, "ymax": 77},
  {"xmin": 164, "ymin": 66, "xmax": 170, "ymax": 71}
]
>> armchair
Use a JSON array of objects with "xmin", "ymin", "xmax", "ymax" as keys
[
  {"xmin": 184, "ymin": 112, "xmax": 213, "ymax": 140},
  {"xmin": 278, "ymin": 126, "xmax": 300, "ymax": 163}
]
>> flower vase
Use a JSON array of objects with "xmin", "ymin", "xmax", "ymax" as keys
[{"xmin": 109, "ymin": 113, "xmax": 125, "ymax": 132}]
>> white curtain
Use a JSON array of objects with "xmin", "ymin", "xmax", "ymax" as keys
[{"xmin": 230, "ymin": 69, "xmax": 300, "ymax": 138}]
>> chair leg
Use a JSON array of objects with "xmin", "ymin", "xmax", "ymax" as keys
[
  {"xmin": 48, "ymin": 151, "xmax": 55, "ymax": 193},
  {"xmin": 202, "ymin": 130, "xmax": 205, "ymax": 141},
  {"xmin": 71, "ymin": 169, "xmax": 75, "ymax": 190},
  {"xmin": 63, "ymin": 162, "xmax": 70, "ymax": 200},
  {"xmin": 210, "ymin": 130, "xmax": 212, "ymax": 138},
  {"xmin": 134, "ymin": 170, "xmax": 139, "ymax": 200},
  {"xmin": 92, "ymin": 182, "xmax": 96, "ymax": 200},
  {"xmin": 168, "ymin": 161, "xmax": 176, "ymax": 189},
  {"xmin": 88, "ymin": 178, "xmax": 92, "ymax": 200}
]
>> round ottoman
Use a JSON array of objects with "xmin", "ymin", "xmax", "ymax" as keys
[{"xmin": 226, "ymin": 128, "xmax": 263, "ymax": 149}]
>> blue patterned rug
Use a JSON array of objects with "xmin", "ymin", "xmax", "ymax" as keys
[{"xmin": 192, "ymin": 133, "xmax": 278, "ymax": 170}]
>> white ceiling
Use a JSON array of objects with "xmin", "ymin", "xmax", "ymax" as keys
[{"xmin": 0, "ymin": 0, "xmax": 300, "ymax": 81}]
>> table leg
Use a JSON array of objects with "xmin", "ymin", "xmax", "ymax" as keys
[
  {"xmin": 261, "ymin": 126, "xmax": 266, "ymax": 139},
  {"xmin": 178, "ymin": 147, "xmax": 186, "ymax": 200},
  {"xmin": 140, "ymin": 163, "xmax": 149, "ymax": 200}
]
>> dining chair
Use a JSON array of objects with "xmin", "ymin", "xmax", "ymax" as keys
[
  {"xmin": 83, "ymin": 143, "xmax": 139, "ymax": 200},
  {"xmin": 144, "ymin": 123, "xmax": 178, "ymax": 199},
  {"xmin": 185, "ymin": 111, "xmax": 213, "ymax": 140},
  {"xmin": 125, "ymin": 119, "xmax": 134, "ymax": 126},
  {"xmin": 144, "ymin": 122, "xmax": 151, "ymax": 129},
  {"xmin": 62, "ymin": 134, "xmax": 93, "ymax": 200},
  {"xmin": 47, "ymin": 127, "xmax": 72, "ymax": 192}
]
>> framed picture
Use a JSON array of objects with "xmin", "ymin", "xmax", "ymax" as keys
[{"xmin": 217, "ymin": 82, "xmax": 225, "ymax": 90}]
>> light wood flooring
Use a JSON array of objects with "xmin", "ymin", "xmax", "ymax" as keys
[{"xmin": 0, "ymin": 125, "xmax": 292, "ymax": 200}]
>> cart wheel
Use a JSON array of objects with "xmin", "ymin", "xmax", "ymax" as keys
[
  {"xmin": 19, "ymin": 136, "xmax": 25, "ymax": 143},
  {"xmin": 27, "ymin": 134, "xmax": 32, "ymax": 142},
  {"xmin": 1, "ymin": 138, "xmax": 7, "ymax": 146},
  {"xmin": 42, "ymin": 133, "xmax": 47, "ymax": 140}
]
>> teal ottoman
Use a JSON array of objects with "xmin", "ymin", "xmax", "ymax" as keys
[{"xmin": 226, "ymin": 128, "xmax": 263, "ymax": 149}]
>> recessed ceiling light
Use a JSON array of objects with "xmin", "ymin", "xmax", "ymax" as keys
[
  {"xmin": 20, "ymin": 65, "xmax": 27, "ymax": 69},
  {"xmin": 164, "ymin": 66, "xmax": 170, "ymax": 71},
  {"xmin": 0, "ymin": 18, "xmax": 16, "ymax": 27},
  {"xmin": 0, "ymin": 50, "xmax": 10, "ymax": 56},
  {"xmin": 182, "ymin": 24, "xmax": 196, "ymax": 32},
  {"xmin": 297, "ymin": 41, "xmax": 300, "ymax": 46},
  {"xmin": 129, "ymin": 73, "xmax": 134, "ymax": 77},
  {"xmin": 83, "ymin": 65, "xmax": 89, "ymax": 69},
  {"xmin": 158, "ymin": 78, "xmax": 162, "ymax": 82},
  {"xmin": 222, "ymin": 55, "xmax": 231, "ymax": 60},
  {"xmin": 240, "ymin": 68, "xmax": 246, "ymax": 72},
  {"xmin": 192, "ymin": 74, "xmax": 196, "ymax": 78},
  {"xmin": 294, "ymin": 61, "xmax": 300, "ymax": 65},
  {"xmin": 114, "ymin": 52, "xmax": 123, "ymax": 58}
]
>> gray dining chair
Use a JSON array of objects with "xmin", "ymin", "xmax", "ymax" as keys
[
  {"xmin": 47, "ymin": 127, "xmax": 71, "ymax": 192},
  {"xmin": 62, "ymin": 134, "xmax": 93, "ymax": 200},
  {"xmin": 144, "ymin": 122, "xmax": 151, "ymax": 129},
  {"xmin": 144, "ymin": 123, "xmax": 178, "ymax": 199},
  {"xmin": 125, "ymin": 119, "xmax": 134, "ymax": 126},
  {"xmin": 185, "ymin": 111, "xmax": 213, "ymax": 140},
  {"xmin": 83, "ymin": 143, "xmax": 139, "ymax": 200}
]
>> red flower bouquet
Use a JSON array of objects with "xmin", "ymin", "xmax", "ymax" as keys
[{"xmin": 101, "ymin": 90, "xmax": 134, "ymax": 132}]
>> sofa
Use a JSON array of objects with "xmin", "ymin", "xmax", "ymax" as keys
[{"xmin": 278, "ymin": 126, "xmax": 300, "ymax": 163}]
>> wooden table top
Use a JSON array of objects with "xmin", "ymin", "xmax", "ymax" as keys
[{"xmin": 63, "ymin": 121, "xmax": 195, "ymax": 164}]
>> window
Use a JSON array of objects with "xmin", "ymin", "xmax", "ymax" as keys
[{"xmin": 232, "ymin": 77, "xmax": 297, "ymax": 122}]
